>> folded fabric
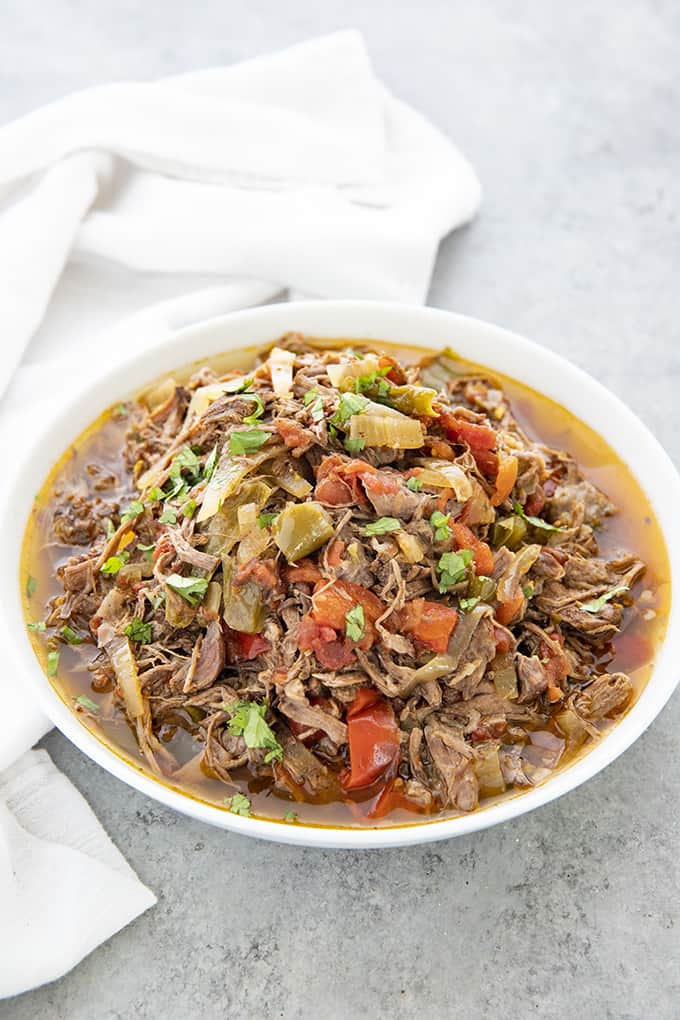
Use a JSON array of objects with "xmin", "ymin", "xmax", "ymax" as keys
[
  {"xmin": 0, "ymin": 29, "xmax": 480, "ymax": 397},
  {"xmin": 0, "ymin": 30, "xmax": 480, "ymax": 998}
]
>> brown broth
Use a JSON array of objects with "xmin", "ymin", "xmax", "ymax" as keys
[{"xmin": 20, "ymin": 340, "xmax": 671, "ymax": 829}]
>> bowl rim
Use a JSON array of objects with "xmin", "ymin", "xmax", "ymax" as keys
[{"xmin": 6, "ymin": 299, "xmax": 679, "ymax": 849}]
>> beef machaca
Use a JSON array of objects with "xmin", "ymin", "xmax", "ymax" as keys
[{"xmin": 21, "ymin": 337, "xmax": 668, "ymax": 826}]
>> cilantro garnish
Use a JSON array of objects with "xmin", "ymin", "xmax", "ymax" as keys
[
  {"xmin": 159, "ymin": 507, "xmax": 177, "ymax": 525},
  {"xmin": 258, "ymin": 512, "xmax": 278, "ymax": 528},
  {"xmin": 26, "ymin": 575, "xmax": 36, "ymax": 599},
  {"xmin": 27, "ymin": 621, "xmax": 46, "ymax": 632},
  {"xmin": 46, "ymin": 649, "xmax": 60, "ymax": 677},
  {"xmin": 120, "ymin": 500, "xmax": 144, "ymax": 525},
  {"xmin": 225, "ymin": 793, "xmax": 251, "ymax": 817},
  {"xmin": 61, "ymin": 625, "xmax": 83, "ymax": 645},
  {"xmin": 101, "ymin": 554, "xmax": 128, "ymax": 575},
  {"xmin": 124, "ymin": 617, "xmax": 153, "ymax": 644},
  {"xmin": 203, "ymin": 445, "xmax": 218, "ymax": 482},
  {"xmin": 581, "ymin": 586, "xmax": 629, "ymax": 614},
  {"xmin": 345, "ymin": 604, "xmax": 365, "ymax": 642},
  {"xmin": 229, "ymin": 429, "xmax": 269, "ymax": 456},
  {"xmin": 329, "ymin": 392, "xmax": 370, "ymax": 429},
  {"xmin": 165, "ymin": 574, "xmax": 209, "ymax": 606},
  {"xmin": 364, "ymin": 517, "xmax": 401, "ymax": 537},
  {"xmin": 344, "ymin": 437, "xmax": 366, "ymax": 454},
  {"xmin": 406, "ymin": 476, "xmax": 422, "ymax": 492},
  {"xmin": 429, "ymin": 510, "xmax": 452, "ymax": 542},
  {"xmin": 225, "ymin": 701, "xmax": 283, "ymax": 763},
  {"xmin": 283, "ymin": 811, "xmax": 298, "ymax": 823},
  {"xmin": 459, "ymin": 596, "xmax": 480, "ymax": 611},
  {"xmin": 242, "ymin": 393, "xmax": 265, "ymax": 426},
  {"xmin": 514, "ymin": 502, "xmax": 563, "ymax": 533},
  {"xmin": 437, "ymin": 549, "xmax": 473, "ymax": 593}
]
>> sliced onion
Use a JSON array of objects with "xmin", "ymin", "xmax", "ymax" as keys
[
  {"xmin": 108, "ymin": 637, "xmax": 144, "ymax": 718},
  {"xmin": 326, "ymin": 355, "xmax": 382, "ymax": 389},
  {"xmin": 267, "ymin": 347, "xmax": 296, "ymax": 397},
  {"xmin": 412, "ymin": 459, "xmax": 473, "ymax": 501},
  {"xmin": 349, "ymin": 414, "xmax": 424, "ymax": 450},
  {"xmin": 395, "ymin": 532, "xmax": 425, "ymax": 563}
]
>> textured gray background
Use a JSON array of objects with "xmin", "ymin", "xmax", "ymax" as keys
[{"xmin": 2, "ymin": 2, "xmax": 679, "ymax": 1018}]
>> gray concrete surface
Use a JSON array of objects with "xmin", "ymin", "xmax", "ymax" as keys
[{"xmin": 2, "ymin": 2, "xmax": 679, "ymax": 1017}]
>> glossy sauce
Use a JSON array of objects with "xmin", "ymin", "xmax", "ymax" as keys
[{"xmin": 20, "ymin": 341, "xmax": 671, "ymax": 829}]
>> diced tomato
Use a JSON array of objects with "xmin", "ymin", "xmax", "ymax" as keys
[
  {"xmin": 311, "ymin": 579, "xmax": 385, "ymax": 650},
  {"xmin": 284, "ymin": 559, "xmax": 324, "ymax": 584},
  {"xmin": 297, "ymin": 614, "xmax": 356, "ymax": 669},
  {"xmin": 361, "ymin": 471, "xmax": 400, "ymax": 498},
  {"xmin": 275, "ymin": 419, "xmax": 311, "ymax": 450},
  {"xmin": 366, "ymin": 778, "xmax": 426, "ymax": 819},
  {"xmin": 450, "ymin": 521, "xmax": 495, "ymax": 576},
  {"xmin": 491, "ymin": 455, "xmax": 518, "ymax": 507},
  {"xmin": 399, "ymin": 599, "xmax": 459, "ymax": 653},
  {"xmin": 315, "ymin": 455, "xmax": 375, "ymax": 507},
  {"xmin": 437, "ymin": 407, "xmax": 498, "ymax": 476},
  {"xmin": 341, "ymin": 688, "xmax": 401, "ymax": 790},
  {"xmin": 235, "ymin": 631, "xmax": 271, "ymax": 660},
  {"xmin": 524, "ymin": 489, "xmax": 546, "ymax": 516},
  {"xmin": 378, "ymin": 355, "xmax": 406, "ymax": 385},
  {"xmin": 234, "ymin": 558, "xmax": 280, "ymax": 591}
]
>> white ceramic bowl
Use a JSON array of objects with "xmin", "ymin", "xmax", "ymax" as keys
[{"xmin": 6, "ymin": 301, "xmax": 680, "ymax": 848}]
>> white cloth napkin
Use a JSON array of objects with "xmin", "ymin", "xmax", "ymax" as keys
[{"xmin": 0, "ymin": 30, "xmax": 480, "ymax": 998}]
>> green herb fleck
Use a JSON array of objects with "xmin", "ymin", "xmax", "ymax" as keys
[
  {"xmin": 437, "ymin": 549, "xmax": 474, "ymax": 593},
  {"xmin": 459, "ymin": 596, "xmax": 480, "ymax": 612},
  {"xmin": 345, "ymin": 604, "xmax": 366, "ymax": 643},
  {"xmin": 303, "ymin": 387, "xmax": 319, "ymax": 406},
  {"xmin": 283, "ymin": 810, "xmax": 298, "ymax": 823},
  {"xmin": 137, "ymin": 542, "xmax": 155, "ymax": 562},
  {"xmin": 581, "ymin": 586, "xmax": 629, "ymax": 614},
  {"xmin": 344, "ymin": 436, "xmax": 366, "ymax": 454},
  {"xmin": 105, "ymin": 517, "xmax": 116, "ymax": 539},
  {"xmin": 329, "ymin": 392, "xmax": 370, "ymax": 429},
  {"xmin": 181, "ymin": 499, "xmax": 197, "ymax": 518},
  {"xmin": 75, "ymin": 694, "xmax": 100, "ymax": 713},
  {"xmin": 223, "ymin": 375, "xmax": 253, "ymax": 394},
  {"xmin": 353, "ymin": 366, "xmax": 391, "ymax": 397},
  {"xmin": 514, "ymin": 502, "xmax": 563, "ymax": 533},
  {"xmin": 26, "ymin": 575, "xmax": 37, "ymax": 599},
  {"xmin": 151, "ymin": 593, "xmax": 165, "ymax": 610},
  {"xmin": 101, "ymin": 556, "xmax": 126, "ymax": 575},
  {"xmin": 429, "ymin": 510, "xmax": 452, "ymax": 543},
  {"xmin": 243, "ymin": 393, "xmax": 266, "ymax": 426},
  {"xmin": 147, "ymin": 487, "xmax": 165, "ymax": 503},
  {"xmin": 308, "ymin": 396, "xmax": 325, "ymax": 423},
  {"xmin": 406, "ymin": 476, "xmax": 423, "ymax": 492},
  {"xmin": 28, "ymin": 620, "xmax": 46, "ymax": 632},
  {"xmin": 114, "ymin": 403, "xmax": 129, "ymax": 417},
  {"xmin": 47, "ymin": 649, "xmax": 60, "ymax": 677},
  {"xmin": 229, "ymin": 429, "xmax": 269, "ymax": 456},
  {"xmin": 61, "ymin": 625, "xmax": 83, "ymax": 645},
  {"xmin": 120, "ymin": 500, "xmax": 144, "ymax": 525},
  {"xmin": 258, "ymin": 512, "xmax": 279, "ymax": 529},
  {"xmin": 226, "ymin": 701, "xmax": 283, "ymax": 763},
  {"xmin": 225, "ymin": 793, "xmax": 252, "ymax": 817},
  {"xmin": 203, "ymin": 445, "xmax": 218, "ymax": 482},
  {"xmin": 159, "ymin": 507, "xmax": 177, "ymax": 525},
  {"xmin": 170, "ymin": 445, "xmax": 201, "ymax": 484},
  {"xmin": 165, "ymin": 574, "xmax": 209, "ymax": 606},
  {"xmin": 364, "ymin": 517, "xmax": 401, "ymax": 537},
  {"xmin": 522, "ymin": 582, "xmax": 535, "ymax": 599},
  {"xmin": 124, "ymin": 617, "xmax": 153, "ymax": 643}
]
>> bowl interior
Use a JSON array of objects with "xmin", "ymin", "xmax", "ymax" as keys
[{"xmin": 5, "ymin": 300, "xmax": 679, "ymax": 848}]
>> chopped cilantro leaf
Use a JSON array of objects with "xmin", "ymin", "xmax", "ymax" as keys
[
  {"xmin": 120, "ymin": 500, "xmax": 144, "ymax": 525},
  {"xmin": 225, "ymin": 701, "xmax": 283, "ymax": 763},
  {"xmin": 345, "ymin": 604, "xmax": 365, "ymax": 642},
  {"xmin": 303, "ymin": 387, "xmax": 319, "ymax": 406},
  {"xmin": 101, "ymin": 555, "xmax": 126, "ymax": 575},
  {"xmin": 437, "ymin": 549, "xmax": 473, "ymax": 593},
  {"xmin": 225, "ymin": 793, "xmax": 252, "ymax": 817},
  {"xmin": 406, "ymin": 476, "xmax": 423, "ymax": 492},
  {"xmin": 229, "ymin": 429, "xmax": 269, "ymax": 455},
  {"xmin": 344, "ymin": 436, "xmax": 366, "ymax": 454},
  {"xmin": 46, "ymin": 650, "xmax": 60, "ymax": 677},
  {"xmin": 364, "ymin": 517, "xmax": 401, "ymax": 537},
  {"xmin": 223, "ymin": 375, "xmax": 253, "ymax": 394},
  {"xmin": 522, "ymin": 582, "xmax": 535, "ymax": 599},
  {"xmin": 165, "ymin": 574, "xmax": 209, "ymax": 606},
  {"xmin": 514, "ymin": 502, "xmax": 563, "ymax": 533},
  {"xmin": 459, "ymin": 596, "xmax": 480, "ymax": 611},
  {"xmin": 124, "ymin": 617, "xmax": 153, "ymax": 643},
  {"xmin": 308, "ymin": 396, "xmax": 325, "ymax": 423},
  {"xmin": 258, "ymin": 512, "xmax": 278, "ymax": 528},
  {"xmin": 283, "ymin": 811, "xmax": 298, "ymax": 823},
  {"xmin": 74, "ymin": 694, "xmax": 100, "ymax": 713},
  {"xmin": 329, "ymin": 392, "xmax": 370, "ymax": 429},
  {"xmin": 170, "ymin": 445, "xmax": 201, "ymax": 484},
  {"xmin": 429, "ymin": 510, "xmax": 452, "ymax": 542},
  {"xmin": 137, "ymin": 542, "xmax": 155, "ymax": 562},
  {"xmin": 147, "ymin": 487, "xmax": 165, "ymax": 503},
  {"xmin": 181, "ymin": 499, "xmax": 197, "ymax": 518},
  {"xmin": 159, "ymin": 507, "xmax": 177, "ymax": 525},
  {"xmin": 582, "ymin": 586, "xmax": 629, "ymax": 613},
  {"xmin": 105, "ymin": 517, "xmax": 116, "ymax": 539},
  {"xmin": 151, "ymin": 593, "xmax": 165, "ymax": 610},
  {"xmin": 353, "ymin": 366, "xmax": 391, "ymax": 396},
  {"xmin": 26, "ymin": 575, "xmax": 36, "ymax": 599},
  {"xmin": 203, "ymin": 445, "xmax": 218, "ymax": 482},
  {"xmin": 243, "ymin": 393, "xmax": 266, "ymax": 426},
  {"xmin": 27, "ymin": 621, "xmax": 46, "ymax": 632}
]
